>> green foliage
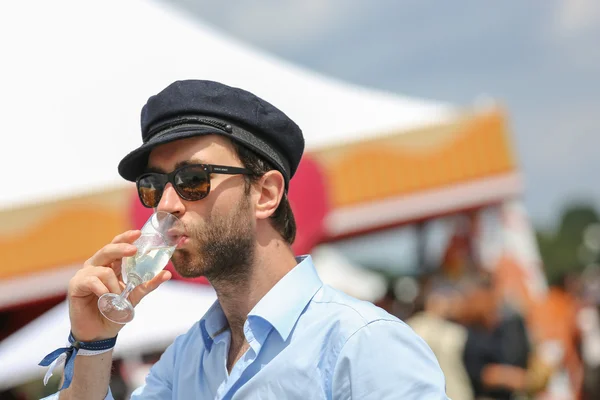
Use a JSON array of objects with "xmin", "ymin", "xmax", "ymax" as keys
[{"xmin": 536, "ymin": 203, "xmax": 600, "ymax": 284}]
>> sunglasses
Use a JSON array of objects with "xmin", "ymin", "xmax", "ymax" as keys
[{"xmin": 136, "ymin": 164, "xmax": 251, "ymax": 208}]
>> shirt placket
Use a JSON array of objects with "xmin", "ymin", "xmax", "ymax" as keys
[
  {"xmin": 214, "ymin": 331, "xmax": 233, "ymax": 399},
  {"xmin": 218, "ymin": 321, "xmax": 264, "ymax": 399}
]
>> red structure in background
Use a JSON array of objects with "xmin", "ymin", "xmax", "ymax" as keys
[
  {"xmin": 288, "ymin": 156, "xmax": 329, "ymax": 255},
  {"xmin": 129, "ymin": 155, "xmax": 330, "ymax": 285}
]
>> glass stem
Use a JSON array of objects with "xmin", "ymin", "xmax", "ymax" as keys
[{"xmin": 119, "ymin": 280, "xmax": 136, "ymax": 300}]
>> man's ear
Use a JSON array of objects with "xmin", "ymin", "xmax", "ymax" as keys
[{"xmin": 254, "ymin": 170, "xmax": 285, "ymax": 220}]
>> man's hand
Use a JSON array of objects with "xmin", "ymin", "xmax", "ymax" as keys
[{"xmin": 68, "ymin": 230, "xmax": 172, "ymax": 341}]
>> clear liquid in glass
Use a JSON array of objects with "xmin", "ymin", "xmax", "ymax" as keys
[{"xmin": 122, "ymin": 234, "xmax": 176, "ymax": 284}]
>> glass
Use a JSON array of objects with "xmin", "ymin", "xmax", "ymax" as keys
[{"xmin": 98, "ymin": 211, "xmax": 184, "ymax": 324}]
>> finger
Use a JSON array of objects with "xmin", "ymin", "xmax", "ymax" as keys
[
  {"xmin": 110, "ymin": 259, "xmax": 124, "ymax": 278},
  {"xmin": 111, "ymin": 230, "xmax": 142, "ymax": 244},
  {"xmin": 129, "ymin": 270, "xmax": 172, "ymax": 307},
  {"xmin": 92, "ymin": 267, "xmax": 122, "ymax": 294},
  {"xmin": 71, "ymin": 275, "xmax": 109, "ymax": 298},
  {"xmin": 87, "ymin": 243, "xmax": 138, "ymax": 268}
]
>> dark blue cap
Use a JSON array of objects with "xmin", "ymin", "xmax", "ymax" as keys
[{"xmin": 118, "ymin": 80, "xmax": 305, "ymax": 187}]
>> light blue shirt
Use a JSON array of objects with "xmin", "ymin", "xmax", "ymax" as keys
[{"xmin": 46, "ymin": 256, "xmax": 448, "ymax": 399}]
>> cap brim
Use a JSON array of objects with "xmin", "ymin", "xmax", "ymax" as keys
[{"xmin": 118, "ymin": 126, "xmax": 227, "ymax": 181}]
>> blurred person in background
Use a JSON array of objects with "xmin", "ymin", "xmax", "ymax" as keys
[
  {"xmin": 578, "ymin": 282, "xmax": 600, "ymax": 399},
  {"xmin": 40, "ymin": 80, "xmax": 449, "ymax": 400},
  {"xmin": 530, "ymin": 272, "xmax": 584, "ymax": 399},
  {"xmin": 545, "ymin": 269, "xmax": 596, "ymax": 400},
  {"xmin": 407, "ymin": 277, "xmax": 474, "ymax": 400},
  {"xmin": 459, "ymin": 273, "xmax": 552, "ymax": 400}
]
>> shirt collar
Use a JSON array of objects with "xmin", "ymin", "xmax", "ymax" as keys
[
  {"xmin": 248, "ymin": 255, "xmax": 322, "ymax": 342},
  {"xmin": 199, "ymin": 300, "xmax": 228, "ymax": 351},
  {"xmin": 199, "ymin": 255, "xmax": 323, "ymax": 349}
]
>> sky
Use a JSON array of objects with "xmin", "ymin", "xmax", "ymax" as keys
[{"xmin": 160, "ymin": 0, "xmax": 600, "ymax": 229}]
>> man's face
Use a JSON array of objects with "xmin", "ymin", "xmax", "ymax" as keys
[
  {"xmin": 466, "ymin": 286, "xmax": 498, "ymax": 327},
  {"xmin": 146, "ymin": 135, "xmax": 256, "ymax": 283}
]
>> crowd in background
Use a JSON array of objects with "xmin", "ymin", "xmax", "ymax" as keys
[{"xmin": 375, "ymin": 267, "xmax": 600, "ymax": 400}]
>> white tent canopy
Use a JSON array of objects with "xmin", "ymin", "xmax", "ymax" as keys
[
  {"xmin": 0, "ymin": 0, "xmax": 455, "ymax": 210},
  {"xmin": 0, "ymin": 280, "xmax": 217, "ymax": 390},
  {"xmin": 312, "ymin": 245, "xmax": 388, "ymax": 302}
]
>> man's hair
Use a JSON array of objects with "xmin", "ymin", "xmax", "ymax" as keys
[{"xmin": 232, "ymin": 141, "xmax": 297, "ymax": 244}]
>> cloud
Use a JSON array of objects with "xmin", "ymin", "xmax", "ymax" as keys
[
  {"xmin": 158, "ymin": 0, "xmax": 371, "ymax": 51},
  {"xmin": 553, "ymin": 0, "xmax": 600, "ymax": 38},
  {"xmin": 222, "ymin": 0, "xmax": 365, "ymax": 46},
  {"xmin": 546, "ymin": 0, "xmax": 600, "ymax": 68}
]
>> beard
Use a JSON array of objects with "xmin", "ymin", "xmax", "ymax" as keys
[{"xmin": 170, "ymin": 195, "xmax": 255, "ymax": 285}]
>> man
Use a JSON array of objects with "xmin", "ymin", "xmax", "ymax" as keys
[
  {"xmin": 459, "ymin": 273, "xmax": 551, "ymax": 399},
  {"xmin": 42, "ymin": 80, "xmax": 448, "ymax": 399}
]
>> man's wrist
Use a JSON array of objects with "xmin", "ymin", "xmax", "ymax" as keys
[
  {"xmin": 39, "ymin": 332, "xmax": 118, "ymax": 390},
  {"xmin": 71, "ymin": 330, "xmax": 118, "ymax": 343},
  {"xmin": 69, "ymin": 330, "xmax": 117, "ymax": 344}
]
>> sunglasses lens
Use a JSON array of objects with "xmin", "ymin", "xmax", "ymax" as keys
[
  {"xmin": 138, "ymin": 175, "xmax": 164, "ymax": 208},
  {"xmin": 174, "ymin": 166, "xmax": 210, "ymax": 201}
]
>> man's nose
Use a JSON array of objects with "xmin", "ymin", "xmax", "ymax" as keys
[{"xmin": 156, "ymin": 183, "xmax": 185, "ymax": 216}]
